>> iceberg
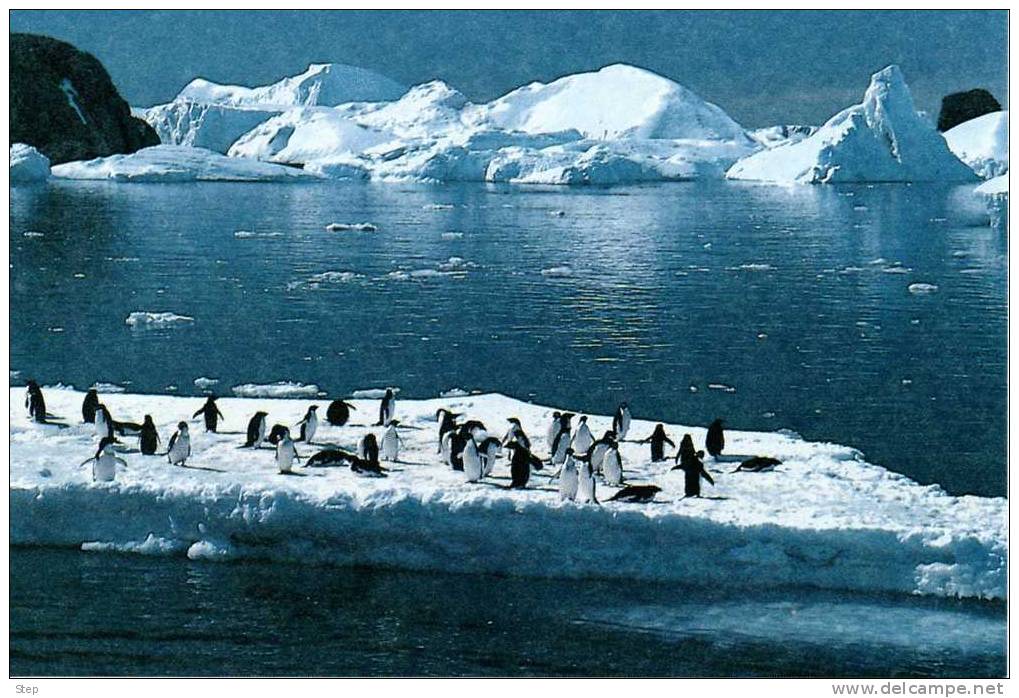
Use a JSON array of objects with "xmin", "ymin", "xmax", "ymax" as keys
[
  {"xmin": 143, "ymin": 101, "xmax": 283, "ymax": 154},
  {"xmin": 10, "ymin": 143, "xmax": 51, "ymax": 183},
  {"xmin": 50, "ymin": 145, "xmax": 318, "ymax": 182},
  {"xmin": 975, "ymin": 174, "xmax": 1008, "ymax": 196},
  {"xmin": 9, "ymin": 387, "xmax": 1005, "ymax": 600},
  {"xmin": 748, "ymin": 125, "xmax": 817, "ymax": 149},
  {"xmin": 124, "ymin": 311, "xmax": 194, "ymax": 328},
  {"xmin": 727, "ymin": 66, "xmax": 978, "ymax": 184},
  {"xmin": 944, "ymin": 111, "xmax": 1008, "ymax": 179}
]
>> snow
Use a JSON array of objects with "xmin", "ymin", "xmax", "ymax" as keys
[
  {"xmin": 124, "ymin": 311, "xmax": 194, "ymax": 328},
  {"xmin": 50, "ymin": 146, "xmax": 318, "ymax": 182},
  {"xmin": 231, "ymin": 382, "xmax": 322, "ymax": 398},
  {"xmin": 10, "ymin": 144, "xmax": 51, "ymax": 183},
  {"xmin": 227, "ymin": 107, "xmax": 392, "ymax": 163},
  {"xmin": 944, "ymin": 111, "xmax": 1008, "ymax": 179},
  {"xmin": 975, "ymin": 174, "xmax": 1008, "ymax": 196},
  {"xmin": 9, "ymin": 387, "xmax": 1005, "ymax": 600},
  {"xmin": 727, "ymin": 66, "xmax": 978, "ymax": 184}
]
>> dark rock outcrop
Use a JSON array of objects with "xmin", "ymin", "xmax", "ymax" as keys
[
  {"xmin": 937, "ymin": 89, "xmax": 1002, "ymax": 132},
  {"xmin": 10, "ymin": 33, "xmax": 160, "ymax": 164}
]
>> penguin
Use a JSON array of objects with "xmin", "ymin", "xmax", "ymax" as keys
[
  {"xmin": 613, "ymin": 402, "xmax": 632, "ymax": 440},
  {"xmin": 706, "ymin": 419, "xmax": 725, "ymax": 458},
  {"xmin": 267, "ymin": 424, "xmax": 289, "ymax": 445},
  {"xmin": 437, "ymin": 408, "xmax": 462, "ymax": 452},
  {"xmin": 139, "ymin": 415, "xmax": 160, "ymax": 455},
  {"xmin": 588, "ymin": 430, "xmax": 616, "ymax": 474},
  {"xmin": 576, "ymin": 458, "xmax": 598, "ymax": 504},
  {"xmin": 25, "ymin": 381, "xmax": 47, "ymax": 423},
  {"xmin": 607, "ymin": 485, "xmax": 662, "ymax": 503},
  {"xmin": 505, "ymin": 442, "xmax": 533, "ymax": 488},
  {"xmin": 358, "ymin": 433, "xmax": 380, "ymax": 470},
  {"xmin": 447, "ymin": 425, "xmax": 469, "ymax": 471},
  {"xmin": 192, "ymin": 396, "xmax": 224, "ymax": 433},
  {"xmin": 82, "ymin": 388, "xmax": 99, "ymax": 424},
  {"xmin": 244, "ymin": 411, "xmax": 268, "ymax": 448},
  {"xmin": 479, "ymin": 436, "xmax": 502, "ymax": 476},
  {"xmin": 550, "ymin": 423, "xmax": 571, "ymax": 466},
  {"xmin": 381, "ymin": 421, "xmax": 402, "ymax": 461},
  {"xmin": 673, "ymin": 434, "xmax": 713, "ymax": 497},
  {"xmin": 275, "ymin": 428, "xmax": 301, "ymax": 474},
  {"xmin": 326, "ymin": 399, "xmax": 356, "ymax": 427},
  {"xmin": 571, "ymin": 416, "xmax": 594, "ymax": 454},
  {"xmin": 167, "ymin": 422, "xmax": 191, "ymax": 467},
  {"xmin": 603, "ymin": 444, "xmax": 624, "ymax": 486},
  {"xmin": 734, "ymin": 456, "xmax": 782, "ymax": 473},
  {"xmin": 638, "ymin": 424, "xmax": 675, "ymax": 462},
  {"xmin": 81, "ymin": 436, "xmax": 127, "ymax": 482},
  {"xmin": 114, "ymin": 419, "xmax": 144, "ymax": 437},
  {"xmin": 296, "ymin": 405, "xmax": 318, "ymax": 443},
  {"xmin": 462, "ymin": 436, "xmax": 483, "ymax": 482},
  {"xmin": 502, "ymin": 417, "xmax": 531, "ymax": 450},
  {"xmin": 465, "ymin": 420, "xmax": 488, "ymax": 443},
  {"xmin": 306, "ymin": 448, "xmax": 358, "ymax": 467},
  {"xmin": 546, "ymin": 411, "xmax": 562, "ymax": 451},
  {"xmin": 376, "ymin": 389, "xmax": 396, "ymax": 426},
  {"xmin": 558, "ymin": 450, "xmax": 579, "ymax": 501},
  {"xmin": 94, "ymin": 403, "xmax": 115, "ymax": 441}
]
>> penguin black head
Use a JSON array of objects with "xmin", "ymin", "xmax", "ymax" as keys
[
  {"xmin": 711, "ymin": 418, "xmax": 724, "ymax": 427},
  {"xmin": 363, "ymin": 433, "xmax": 378, "ymax": 447},
  {"xmin": 561, "ymin": 413, "xmax": 574, "ymax": 424},
  {"xmin": 255, "ymin": 411, "xmax": 268, "ymax": 417},
  {"xmin": 603, "ymin": 430, "xmax": 616, "ymax": 440},
  {"xmin": 389, "ymin": 420, "xmax": 401, "ymax": 427},
  {"xmin": 619, "ymin": 402, "xmax": 628, "ymax": 409},
  {"xmin": 177, "ymin": 421, "xmax": 188, "ymax": 431},
  {"xmin": 551, "ymin": 411, "xmax": 561, "ymax": 419},
  {"xmin": 206, "ymin": 395, "xmax": 218, "ymax": 403},
  {"xmin": 95, "ymin": 436, "xmax": 116, "ymax": 457},
  {"xmin": 27, "ymin": 380, "xmax": 39, "ymax": 390},
  {"xmin": 384, "ymin": 389, "xmax": 393, "ymax": 398},
  {"xmin": 579, "ymin": 415, "xmax": 588, "ymax": 423},
  {"xmin": 143, "ymin": 415, "xmax": 154, "ymax": 425},
  {"xmin": 309, "ymin": 405, "xmax": 318, "ymax": 411},
  {"xmin": 87, "ymin": 388, "xmax": 98, "ymax": 396},
  {"xmin": 653, "ymin": 423, "xmax": 666, "ymax": 436},
  {"xmin": 507, "ymin": 417, "xmax": 521, "ymax": 426}
]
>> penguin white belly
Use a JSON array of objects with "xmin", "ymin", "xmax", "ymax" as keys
[
  {"xmin": 440, "ymin": 431, "xmax": 453, "ymax": 463},
  {"xmin": 304, "ymin": 414, "xmax": 318, "ymax": 443},
  {"xmin": 604, "ymin": 449, "xmax": 623, "ymax": 485},
  {"xmin": 257, "ymin": 419, "xmax": 266, "ymax": 444},
  {"xmin": 572, "ymin": 426, "xmax": 593, "ymax": 454},
  {"xmin": 93, "ymin": 454, "xmax": 117, "ymax": 482},
  {"xmin": 463, "ymin": 441, "xmax": 482, "ymax": 482},
  {"xmin": 591, "ymin": 443, "xmax": 609, "ymax": 473},
  {"xmin": 168, "ymin": 435, "xmax": 190, "ymax": 465},
  {"xmin": 559, "ymin": 463, "xmax": 579, "ymax": 501},
  {"xmin": 551, "ymin": 434, "xmax": 569, "ymax": 465},
  {"xmin": 381, "ymin": 429, "xmax": 399, "ymax": 461},
  {"xmin": 277, "ymin": 440, "xmax": 296, "ymax": 473},
  {"xmin": 577, "ymin": 471, "xmax": 596, "ymax": 503},
  {"xmin": 546, "ymin": 423, "xmax": 559, "ymax": 450},
  {"xmin": 619, "ymin": 412, "xmax": 631, "ymax": 439},
  {"xmin": 481, "ymin": 442, "xmax": 500, "ymax": 476},
  {"xmin": 94, "ymin": 411, "xmax": 108, "ymax": 438}
]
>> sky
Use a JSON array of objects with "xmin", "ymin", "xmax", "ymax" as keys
[{"xmin": 9, "ymin": 10, "xmax": 1008, "ymax": 127}]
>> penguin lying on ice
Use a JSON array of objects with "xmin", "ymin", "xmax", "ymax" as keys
[{"xmin": 732, "ymin": 456, "xmax": 782, "ymax": 473}]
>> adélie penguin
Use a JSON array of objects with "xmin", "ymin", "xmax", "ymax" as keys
[
  {"xmin": 546, "ymin": 411, "xmax": 562, "ymax": 451},
  {"xmin": 558, "ymin": 450, "xmax": 579, "ymax": 501},
  {"xmin": 296, "ymin": 405, "xmax": 318, "ymax": 443},
  {"xmin": 82, "ymin": 388, "xmax": 99, "ymax": 424},
  {"xmin": 25, "ymin": 381, "xmax": 47, "ymax": 423},
  {"xmin": 462, "ymin": 437, "xmax": 483, "ymax": 482},
  {"xmin": 479, "ymin": 436, "xmax": 502, "ymax": 476},
  {"xmin": 571, "ymin": 416, "xmax": 594, "ymax": 454},
  {"xmin": 167, "ymin": 422, "xmax": 191, "ymax": 467},
  {"xmin": 94, "ymin": 403, "xmax": 115, "ymax": 441},
  {"xmin": 706, "ymin": 419, "xmax": 725, "ymax": 458},
  {"xmin": 376, "ymin": 389, "xmax": 396, "ymax": 426},
  {"xmin": 607, "ymin": 485, "xmax": 662, "ymax": 503},
  {"xmin": 588, "ymin": 430, "xmax": 616, "ymax": 474},
  {"xmin": 275, "ymin": 428, "xmax": 301, "ymax": 474},
  {"xmin": 244, "ymin": 411, "xmax": 268, "ymax": 448},
  {"xmin": 550, "ymin": 424, "xmax": 571, "ymax": 466},
  {"xmin": 437, "ymin": 408, "xmax": 461, "ymax": 452},
  {"xmin": 139, "ymin": 415, "xmax": 160, "ymax": 455},
  {"xmin": 502, "ymin": 417, "xmax": 530, "ymax": 450},
  {"xmin": 326, "ymin": 399, "xmax": 356, "ymax": 427},
  {"xmin": 577, "ymin": 458, "xmax": 598, "ymax": 504},
  {"xmin": 613, "ymin": 402, "xmax": 632, "ymax": 440},
  {"xmin": 358, "ymin": 433, "xmax": 380, "ymax": 470},
  {"xmin": 81, "ymin": 436, "xmax": 127, "ymax": 482},
  {"xmin": 603, "ymin": 444, "xmax": 624, "ymax": 486},
  {"xmin": 381, "ymin": 421, "xmax": 402, "ymax": 461},
  {"xmin": 639, "ymin": 424, "xmax": 675, "ymax": 462},
  {"xmin": 192, "ymin": 395, "xmax": 224, "ymax": 433}
]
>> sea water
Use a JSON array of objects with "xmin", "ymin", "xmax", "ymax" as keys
[{"xmin": 8, "ymin": 179, "xmax": 1006, "ymax": 676}]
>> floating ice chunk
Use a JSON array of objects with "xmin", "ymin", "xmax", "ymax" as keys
[
  {"xmin": 440, "ymin": 387, "xmax": 470, "ymax": 398},
  {"xmin": 882, "ymin": 266, "xmax": 911, "ymax": 274},
  {"xmin": 10, "ymin": 143, "xmax": 51, "ymax": 183},
  {"xmin": 908, "ymin": 283, "xmax": 939, "ymax": 294},
  {"xmin": 91, "ymin": 382, "xmax": 126, "ymax": 393},
  {"xmin": 423, "ymin": 203, "xmax": 455, "ymax": 211},
  {"xmin": 350, "ymin": 387, "xmax": 400, "ymax": 399},
  {"xmin": 730, "ymin": 263, "xmax": 774, "ymax": 271},
  {"xmin": 234, "ymin": 230, "xmax": 284, "ymax": 238},
  {"xmin": 125, "ymin": 312, "xmax": 194, "ymax": 328},
  {"xmin": 231, "ymin": 381, "xmax": 322, "ymax": 398},
  {"xmin": 83, "ymin": 534, "xmax": 188, "ymax": 556},
  {"xmin": 441, "ymin": 231, "xmax": 464, "ymax": 240},
  {"xmin": 325, "ymin": 222, "xmax": 377, "ymax": 232},
  {"xmin": 549, "ymin": 210, "xmax": 566, "ymax": 217},
  {"xmin": 708, "ymin": 383, "xmax": 737, "ymax": 393},
  {"xmin": 437, "ymin": 257, "xmax": 475, "ymax": 272},
  {"xmin": 193, "ymin": 377, "xmax": 220, "ymax": 390},
  {"xmin": 22, "ymin": 231, "xmax": 45, "ymax": 238},
  {"xmin": 540, "ymin": 265, "xmax": 574, "ymax": 278}
]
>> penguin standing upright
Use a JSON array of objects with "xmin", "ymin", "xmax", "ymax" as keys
[
  {"xmin": 296, "ymin": 405, "xmax": 319, "ymax": 443},
  {"xmin": 558, "ymin": 450, "xmax": 579, "ymax": 501},
  {"xmin": 639, "ymin": 424, "xmax": 675, "ymax": 462},
  {"xmin": 376, "ymin": 389, "xmax": 396, "ymax": 426},
  {"xmin": 550, "ymin": 423, "xmax": 571, "ymax": 466},
  {"xmin": 505, "ymin": 442, "xmax": 533, "ymax": 488},
  {"xmin": 82, "ymin": 389, "xmax": 100, "ymax": 424},
  {"xmin": 502, "ymin": 417, "xmax": 531, "ymax": 450},
  {"xmin": 706, "ymin": 419, "xmax": 725, "ymax": 458},
  {"xmin": 447, "ymin": 425, "xmax": 470, "ymax": 471},
  {"xmin": 674, "ymin": 434, "xmax": 714, "ymax": 497},
  {"xmin": 275, "ymin": 428, "xmax": 300, "ymax": 474},
  {"xmin": 479, "ymin": 436, "xmax": 502, "ymax": 476},
  {"xmin": 577, "ymin": 458, "xmax": 598, "ymax": 504},
  {"xmin": 546, "ymin": 411, "xmax": 562, "ymax": 451},
  {"xmin": 25, "ymin": 381, "xmax": 47, "ymax": 423},
  {"xmin": 139, "ymin": 415, "xmax": 160, "ymax": 455},
  {"xmin": 613, "ymin": 402, "xmax": 632, "ymax": 440},
  {"xmin": 167, "ymin": 422, "xmax": 191, "ymax": 466},
  {"xmin": 82, "ymin": 437, "xmax": 127, "ymax": 482},
  {"xmin": 588, "ymin": 431, "xmax": 616, "ymax": 474},
  {"xmin": 94, "ymin": 404, "xmax": 115, "ymax": 441},
  {"xmin": 244, "ymin": 411, "xmax": 268, "ymax": 448},
  {"xmin": 358, "ymin": 433, "xmax": 380, "ymax": 470},
  {"xmin": 437, "ymin": 409, "xmax": 461, "ymax": 452},
  {"xmin": 381, "ymin": 421, "xmax": 402, "ymax": 461},
  {"xmin": 571, "ymin": 416, "xmax": 594, "ymax": 454},
  {"xmin": 192, "ymin": 396, "xmax": 224, "ymax": 433},
  {"xmin": 326, "ymin": 399, "xmax": 356, "ymax": 426},
  {"xmin": 462, "ymin": 437, "xmax": 483, "ymax": 482},
  {"xmin": 603, "ymin": 444, "xmax": 623, "ymax": 486}
]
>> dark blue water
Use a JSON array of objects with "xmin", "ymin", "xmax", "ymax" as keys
[
  {"xmin": 10, "ymin": 180, "xmax": 1006, "ymax": 496},
  {"xmin": 9, "ymin": 548, "xmax": 1006, "ymax": 677}
]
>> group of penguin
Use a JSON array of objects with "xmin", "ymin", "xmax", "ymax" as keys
[{"xmin": 27, "ymin": 381, "xmax": 782, "ymax": 502}]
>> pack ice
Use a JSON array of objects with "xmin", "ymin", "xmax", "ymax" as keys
[
  {"xmin": 9, "ymin": 387, "xmax": 1005, "ymax": 600},
  {"xmin": 727, "ymin": 66, "xmax": 978, "ymax": 184}
]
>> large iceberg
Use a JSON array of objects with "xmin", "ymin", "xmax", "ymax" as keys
[
  {"xmin": 727, "ymin": 66, "xmax": 978, "ymax": 184},
  {"xmin": 9, "ymin": 386, "xmax": 1005, "ymax": 600},
  {"xmin": 944, "ymin": 111, "xmax": 1008, "ymax": 179},
  {"xmin": 10, "ymin": 143, "xmax": 51, "ymax": 183},
  {"xmin": 50, "ymin": 145, "xmax": 318, "ymax": 182},
  {"xmin": 143, "ymin": 101, "xmax": 284, "ymax": 155}
]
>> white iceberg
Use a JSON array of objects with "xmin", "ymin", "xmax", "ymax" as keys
[
  {"xmin": 944, "ymin": 111, "xmax": 1008, "ymax": 179},
  {"xmin": 975, "ymin": 174, "xmax": 1008, "ymax": 196},
  {"xmin": 51, "ymin": 145, "xmax": 318, "ymax": 182},
  {"xmin": 727, "ymin": 66, "xmax": 978, "ymax": 184},
  {"xmin": 10, "ymin": 143, "xmax": 51, "ymax": 183},
  {"xmin": 9, "ymin": 387, "xmax": 1006, "ymax": 600},
  {"xmin": 748, "ymin": 125, "xmax": 817, "ymax": 149},
  {"xmin": 124, "ymin": 311, "xmax": 194, "ymax": 328},
  {"xmin": 143, "ymin": 101, "xmax": 282, "ymax": 154},
  {"xmin": 231, "ymin": 381, "xmax": 322, "ymax": 398}
]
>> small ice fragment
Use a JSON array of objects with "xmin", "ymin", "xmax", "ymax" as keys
[
  {"xmin": 908, "ymin": 283, "xmax": 938, "ymax": 294},
  {"xmin": 441, "ymin": 232, "xmax": 464, "ymax": 240},
  {"xmin": 125, "ymin": 312, "xmax": 194, "ymax": 328},
  {"xmin": 194, "ymin": 377, "xmax": 219, "ymax": 390},
  {"xmin": 423, "ymin": 204, "xmax": 455, "ymax": 211},
  {"xmin": 540, "ymin": 265, "xmax": 574, "ymax": 278},
  {"xmin": 325, "ymin": 222, "xmax": 377, "ymax": 232},
  {"xmin": 708, "ymin": 383, "xmax": 736, "ymax": 393},
  {"xmin": 549, "ymin": 210, "xmax": 566, "ymax": 217}
]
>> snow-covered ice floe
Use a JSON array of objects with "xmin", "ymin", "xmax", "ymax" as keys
[
  {"xmin": 9, "ymin": 387, "xmax": 1005, "ymax": 600},
  {"xmin": 727, "ymin": 66, "xmax": 978, "ymax": 184},
  {"xmin": 10, "ymin": 143, "xmax": 51, "ymax": 183},
  {"xmin": 124, "ymin": 311, "xmax": 194, "ymax": 328},
  {"xmin": 944, "ymin": 111, "xmax": 1008, "ymax": 180},
  {"xmin": 51, "ymin": 145, "xmax": 318, "ymax": 182},
  {"xmin": 231, "ymin": 381, "xmax": 322, "ymax": 398}
]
